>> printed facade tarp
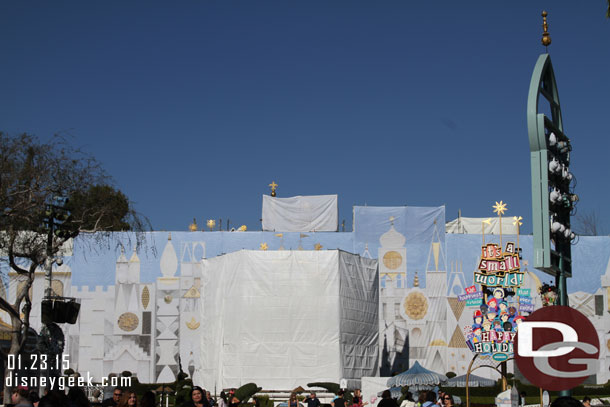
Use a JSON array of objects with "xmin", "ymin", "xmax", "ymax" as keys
[
  {"xmin": 3, "ymin": 204, "xmax": 610, "ymax": 387},
  {"xmin": 200, "ymin": 250, "xmax": 378, "ymax": 390}
]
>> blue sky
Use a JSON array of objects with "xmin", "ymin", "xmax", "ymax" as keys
[{"xmin": 1, "ymin": 1, "xmax": 609, "ymax": 233}]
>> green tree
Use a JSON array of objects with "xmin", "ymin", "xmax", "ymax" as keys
[{"xmin": 0, "ymin": 132, "xmax": 149, "ymax": 402}]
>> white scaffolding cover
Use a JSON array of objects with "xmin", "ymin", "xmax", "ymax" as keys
[
  {"xmin": 445, "ymin": 217, "xmax": 518, "ymax": 235},
  {"xmin": 200, "ymin": 250, "xmax": 378, "ymax": 390},
  {"xmin": 262, "ymin": 195, "xmax": 338, "ymax": 232}
]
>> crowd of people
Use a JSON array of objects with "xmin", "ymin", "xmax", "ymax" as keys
[
  {"xmin": 7, "ymin": 385, "xmax": 598, "ymax": 407},
  {"xmin": 8, "ymin": 386, "xmax": 157, "ymax": 407}
]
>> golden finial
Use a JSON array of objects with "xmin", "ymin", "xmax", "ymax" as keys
[
  {"xmin": 493, "ymin": 201, "xmax": 507, "ymax": 216},
  {"xmin": 238, "ymin": 225, "xmax": 247, "ymax": 232},
  {"xmin": 260, "ymin": 242, "xmax": 268, "ymax": 251},
  {"xmin": 389, "ymin": 216, "xmax": 395, "ymax": 225},
  {"xmin": 186, "ymin": 317, "xmax": 200, "ymax": 330},
  {"xmin": 413, "ymin": 271, "xmax": 420, "ymax": 287},
  {"xmin": 269, "ymin": 181, "xmax": 278, "ymax": 197},
  {"xmin": 189, "ymin": 218, "xmax": 198, "ymax": 232},
  {"xmin": 541, "ymin": 11, "xmax": 551, "ymax": 47},
  {"xmin": 314, "ymin": 243, "xmax": 323, "ymax": 251},
  {"xmin": 206, "ymin": 219, "xmax": 216, "ymax": 231}
]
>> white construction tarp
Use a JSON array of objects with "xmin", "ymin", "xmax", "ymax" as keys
[
  {"xmin": 446, "ymin": 217, "xmax": 519, "ymax": 235},
  {"xmin": 200, "ymin": 250, "xmax": 378, "ymax": 390},
  {"xmin": 262, "ymin": 195, "xmax": 338, "ymax": 232}
]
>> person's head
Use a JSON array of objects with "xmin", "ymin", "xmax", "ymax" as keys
[
  {"xmin": 310, "ymin": 392, "xmax": 316, "ymax": 399},
  {"xmin": 68, "ymin": 387, "xmax": 90, "ymax": 406},
  {"xmin": 113, "ymin": 388, "xmax": 124, "ymax": 403},
  {"xmin": 582, "ymin": 396, "xmax": 591, "ymax": 407},
  {"xmin": 118, "ymin": 390, "xmax": 138, "ymax": 407},
  {"xmin": 207, "ymin": 391, "xmax": 213, "ymax": 400},
  {"xmin": 425, "ymin": 391, "xmax": 436, "ymax": 403},
  {"xmin": 406, "ymin": 392, "xmax": 413, "ymax": 402},
  {"xmin": 381, "ymin": 390, "xmax": 391, "ymax": 400},
  {"xmin": 290, "ymin": 393, "xmax": 297, "ymax": 401},
  {"xmin": 220, "ymin": 391, "xmax": 227, "ymax": 401},
  {"xmin": 550, "ymin": 396, "xmax": 585, "ymax": 407},
  {"xmin": 29, "ymin": 390, "xmax": 41, "ymax": 406},
  {"xmin": 443, "ymin": 395, "xmax": 454, "ymax": 406},
  {"xmin": 191, "ymin": 387, "xmax": 205, "ymax": 403},
  {"xmin": 354, "ymin": 389, "xmax": 362, "ymax": 397},
  {"xmin": 338, "ymin": 390, "xmax": 345, "ymax": 398},
  {"xmin": 12, "ymin": 387, "xmax": 29, "ymax": 404}
]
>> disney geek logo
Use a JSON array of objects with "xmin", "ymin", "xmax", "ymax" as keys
[{"xmin": 514, "ymin": 306, "xmax": 600, "ymax": 391}]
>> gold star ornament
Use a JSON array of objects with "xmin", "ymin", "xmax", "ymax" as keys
[
  {"xmin": 260, "ymin": 242, "xmax": 268, "ymax": 251},
  {"xmin": 493, "ymin": 201, "xmax": 507, "ymax": 216}
]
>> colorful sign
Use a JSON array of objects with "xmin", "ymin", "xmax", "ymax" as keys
[
  {"xmin": 458, "ymin": 291, "xmax": 483, "ymax": 302},
  {"xmin": 463, "ymin": 240, "xmax": 531, "ymax": 356},
  {"xmin": 459, "ymin": 285, "xmax": 484, "ymax": 306}
]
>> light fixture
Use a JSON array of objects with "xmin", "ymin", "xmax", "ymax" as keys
[
  {"xmin": 549, "ymin": 157, "xmax": 560, "ymax": 173},
  {"xmin": 549, "ymin": 188, "xmax": 561, "ymax": 204}
]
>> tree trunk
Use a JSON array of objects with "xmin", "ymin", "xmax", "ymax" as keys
[{"xmin": 2, "ymin": 273, "xmax": 33, "ymax": 405}]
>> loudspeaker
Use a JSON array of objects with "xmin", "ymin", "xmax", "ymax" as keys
[
  {"xmin": 65, "ymin": 300, "xmax": 81, "ymax": 324},
  {"xmin": 41, "ymin": 300, "xmax": 54, "ymax": 324}
]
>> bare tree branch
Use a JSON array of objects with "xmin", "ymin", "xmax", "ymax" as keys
[
  {"xmin": 1, "ymin": 132, "xmax": 151, "ymax": 402},
  {"xmin": 573, "ymin": 209, "xmax": 606, "ymax": 236}
]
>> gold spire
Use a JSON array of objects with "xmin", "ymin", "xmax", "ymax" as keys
[
  {"xmin": 189, "ymin": 218, "xmax": 198, "ymax": 232},
  {"xmin": 269, "ymin": 181, "xmax": 278, "ymax": 197},
  {"xmin": 541, "ymin": 11, "xmax": 551, "ymax": 47},
  {"xmin": 413, "ymin": 271, "xmax": 420, "ymax": 287},
  {"xmin": 206, "ymin": 219, "xmax": 216, "ymax": 231}
]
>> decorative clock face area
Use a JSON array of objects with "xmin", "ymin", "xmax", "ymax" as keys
[
  {"xmin": 118, "ymin": 312, "xmax": 139, "ymax": 332},
  {"xmin": 403, "ymin": 292, "xmax": 428, "ymax": 320},
  {"xmin": 383, "ymin": 250, "xmax": 403, "ymax": 270}
]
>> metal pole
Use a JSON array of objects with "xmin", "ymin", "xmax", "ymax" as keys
[
  {"xmin": 557, "ymin": 254, "xmax": 571, "ymax": 397},
  {"xmin": 44, "ymin": 210, "xmax": 54, "ymax": 299},
  {"xmin": 501, "ymin": 361, "xmax": 507, "ymax": 391},
  {"xmin": 465, "ymin": 353, "xmax": 478, "ymax": 407}
]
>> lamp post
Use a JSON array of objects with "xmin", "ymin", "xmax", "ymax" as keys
[{"xmin": 527, "ymin": 11, "xmax": 577, "ymax": 397}]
